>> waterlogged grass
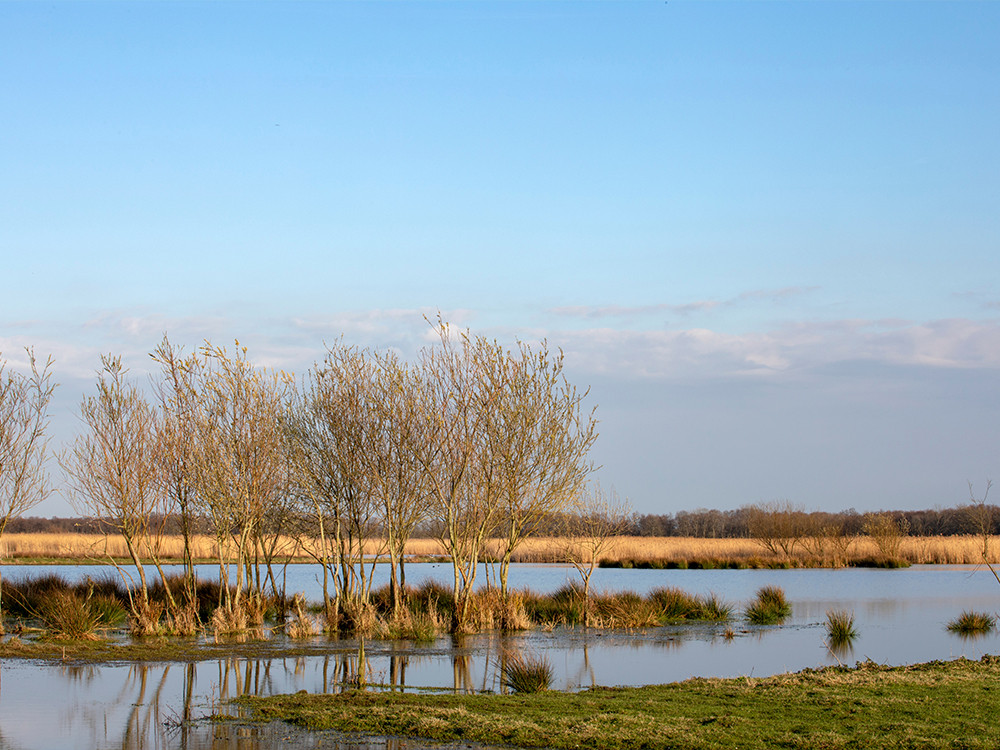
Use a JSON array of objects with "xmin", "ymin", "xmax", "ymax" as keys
[{"xmin": 240, "ymin": 656, "xmax": 1000, "ymax": 750}]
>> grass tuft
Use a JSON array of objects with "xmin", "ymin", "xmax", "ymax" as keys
[
  {"xmin": 497, "ymin": 650, "xmax": 553, "ymax": 693},
  {"xmin": 745, "ymin": 586, "xmax": 791, "ymax": 625},
  {"xmin": 825, "ymin": 609, "xmax": 858, "ymax": 642},
  {"xmin": 947, "ymin": 610, "xmax": 996, "ymax": 636},
  {"xmin": 36, "ymin": 590, "xmax": 101, "ymax": 640}
]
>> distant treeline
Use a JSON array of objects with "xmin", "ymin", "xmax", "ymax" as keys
[
  {"xmin": 629, "ymin": 506, "xmax": 1000, "ymax": 538},
  {"xmin": 10, "ymin": 504, "xmax": 999, "ymax": 539}
]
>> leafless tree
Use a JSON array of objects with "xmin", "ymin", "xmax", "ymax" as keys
[
  {"xmin": 174, "ymin": 340, "xmax": 293, "ymax": 626},
  {"xmin": 862, "ymin": 511, "xmax": 910, "ymax": 562},
  {"xmin": 409, "ymin": 322, "xmax": 506, "ymax": 632},
  {"xmin": 149, "ymin": 337, "xmax": 202, "ymax": 612},
  {"xmin": 364, "ymin": 349, "xmax": 431, "ymax": 617},
  {"xmin": 562, "ymin": 483, "xmax": 631, "ymax": 626},
  {"xmin": 965, "ymin": 480, "xmax": 995, "ymax": 561},
  {"xmin": 745, "ymin": 500, "xmax": 809, "ymax": 558},
  {"xmin": 62, "ymin": 355, "xmax": 159, "ymax": 618},
  {"xmin": 0, "ymin": 349, "xmax": 55, "ymax": 623},
  {"xmin": 490, "ymin": 341, "xmax": 597, "ymax": 600}
]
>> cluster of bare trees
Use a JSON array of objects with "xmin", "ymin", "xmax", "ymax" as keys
[{"xmin": 55, "ymin": 323, "xmax": 596, "ymax": 633}]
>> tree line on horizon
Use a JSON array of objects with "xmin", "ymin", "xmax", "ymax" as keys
[{"xmin": 7, "ymin": 503, "xmax": 998, "ymax": 539}]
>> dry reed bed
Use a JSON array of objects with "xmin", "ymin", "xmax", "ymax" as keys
[{"xmin": 2, "ymin": 533, "xmax": 998, "ymax": 566}]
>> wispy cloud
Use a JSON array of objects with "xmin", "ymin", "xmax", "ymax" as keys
[
  {"xmin": 6, "ymin": 306, "xmax": 1000, "ymax": 395},
  {"xmin": 549, "ymin": 302, "xmax": 720, "ymax": 318},
  {"xmin": 551, "ymin": 317, "xmax": 1000, "ymax": 381},
  {"xmin": 549, "ymin": 286, "xmax": 820, "ymax": 320}
]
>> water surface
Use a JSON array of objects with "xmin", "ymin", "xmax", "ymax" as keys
[{"xmin": 2, "ymin": 563, "xmax": 999, "ymax": 749}]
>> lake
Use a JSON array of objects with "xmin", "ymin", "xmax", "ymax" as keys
[{"xmin": 1, "ymin": 563, "xmax": 998, "ymax": 749}]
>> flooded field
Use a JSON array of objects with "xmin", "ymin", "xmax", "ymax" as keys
[{"xmin": 1, "ymin": 563, "xmax": 999, "ymax": 749}]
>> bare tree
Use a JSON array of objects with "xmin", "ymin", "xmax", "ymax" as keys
[
  {"xmin": 168, "ymin": 340, "xmax": 292, "ymax": 628},
  {"xmin": 965, "ymin": 480, "xmax": 996, "ymax": 561},
  {"xmin": 0, "ymin": 349, "xmax": 55, "ymax": 623},
  {"xmin": 364, "ymin": 349, "xmax": 431, "ymax": 618},
  {"xmin": 150, "ymin": 337, "xmax": 202, "ymax": 613},
  {"xmin": 409, "ymin": 322, "xmax": 505, "ymax": 632},
  {"xmin": 862, "ymin": 511, "xmax": 910, "ymax": 563},
  {"xmin": 62, "ymin": 355, "xmax": 159, "ymax": 621},
  {"xmin": 745, "ymin": 500, "xmax": 809, "ymax": 559},
  {"xmin": 490, "ymin": 341, "xmax": 597, "ymax": 600},
  {"xmin": 562, "ymin": 483, "xmax": 631, "ymax": 626}
]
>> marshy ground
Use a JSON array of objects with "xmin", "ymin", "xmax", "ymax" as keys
[{"xmin": 240, "ymin": 655, "xmax": 1000, "ymax": 750}]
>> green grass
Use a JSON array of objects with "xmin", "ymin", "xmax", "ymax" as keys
[
  {"xmin": 948, "ymin": 610, "xmax": 997, "ymax": 636},
  {"xmin": 239, "ymin": 656, "xmax": 1000, "ymax": 750}
]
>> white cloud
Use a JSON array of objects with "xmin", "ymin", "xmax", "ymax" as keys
[{"xmin": 549, "ymin": 317, "xmax": 1000, "ymax": 382}]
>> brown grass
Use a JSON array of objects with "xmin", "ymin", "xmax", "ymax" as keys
[{"xmin": 2, "ymin": 533, "xmax": 999, "ymax": 567}]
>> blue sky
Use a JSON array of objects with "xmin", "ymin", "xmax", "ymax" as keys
[{"xmin": 2, "ymin": 1, "xmax": 999, "ymax": 517}]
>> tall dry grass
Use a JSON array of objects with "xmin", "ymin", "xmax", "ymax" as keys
[{"xmin": 3, "ymin": 533, "xmax": 999, "ymax": 567}]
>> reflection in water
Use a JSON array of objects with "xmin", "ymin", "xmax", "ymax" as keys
[{"xmin": 3, "ymin": 565, "xmax": 1000, "ymax": 748}]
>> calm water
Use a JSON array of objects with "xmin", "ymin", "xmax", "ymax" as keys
[{"xmin": 1, "ymin": 563, "xmax": 999, "ymax": 749}]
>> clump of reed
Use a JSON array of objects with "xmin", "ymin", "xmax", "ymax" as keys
[
  {"xmin": 745, "ymin": 585, "xmax": 791, "ymax": 625},
  {"xmin": 649, "ymin": 587, "xmax": 732, "ymax": 622},
  {"xmin": 947, "ymin": 610, "xmax": 997, "ymax": 636},
  {"xmin": 285, "ymin": 593, "xmax": 317, "ymax": 638},
  {"xmin": 826, "ymin": 609, "xmax": 858, "ymax": 642},
  {"xmin": 497, "ymin": 650, "xmax": 553, "ymax": 693},
  {"xmin": 590, "ymin": 591, "xmax": 660, "ymax": 628},
  {"xmin": 377, "ymin": 608, "xmax": 440, "ymax": 642},
  {"xmin": 463, "ymin": 589, "xmax": 532, "ymax": 632},
  {"xmin": 523, "ymin": 584, "xmax": 582, "ymax": 626},
  {"xmin": 407, "ymin": 581, "xmax": 455, "ymax": 620},
  {"xmin": 36, "ymin": 590, "xmax": 103, "ymax": 640}
]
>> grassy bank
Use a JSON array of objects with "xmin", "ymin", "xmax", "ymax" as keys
[
  {"xmin": 3, "ymin": 533, "xmax": 999, "ymax": 567},
  {"xmin": 240, "ymin": 655, "xmax": 1000, "ymax": 750}
]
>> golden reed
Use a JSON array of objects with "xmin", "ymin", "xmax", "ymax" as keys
[{"xmin": 1, "ymin": 533, "xmax": 998, "ymax": 567}]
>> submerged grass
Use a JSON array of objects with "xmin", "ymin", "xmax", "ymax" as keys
[{"xmin": 239, "ymin": 655, "xmax": 1000, "ymax": 750}]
